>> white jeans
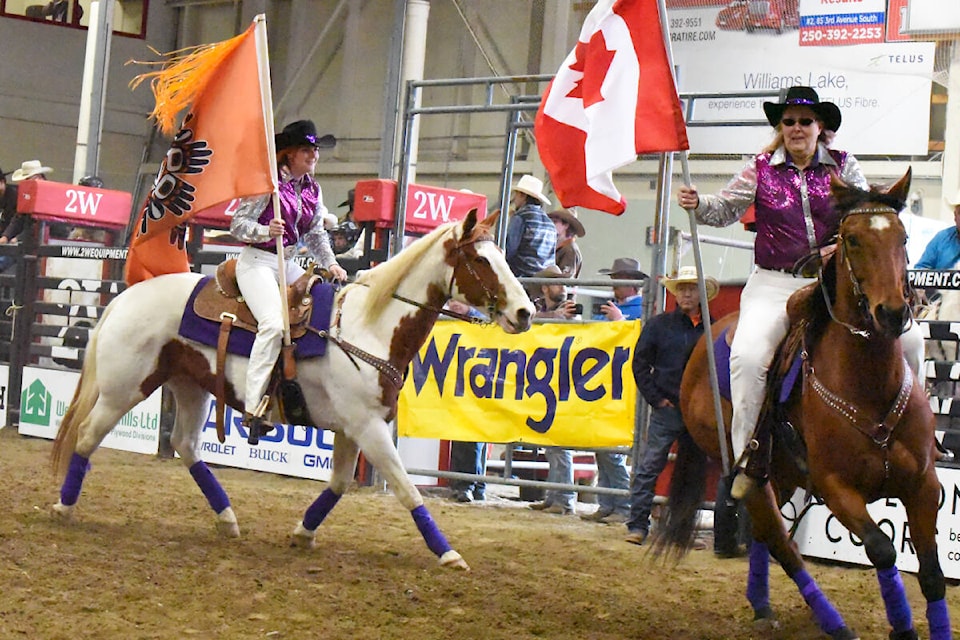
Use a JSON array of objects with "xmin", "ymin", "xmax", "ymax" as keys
[
  {"xmin": 235, "ymin": 246, "xmax": 305, "ymax": 414},
  {"xmin": 729, "ymin": 267, "xmax": 926, "ymax": 462}
]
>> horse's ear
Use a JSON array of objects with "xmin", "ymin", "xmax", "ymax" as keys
[
  {"xmin": 830, "ymin": 172, "xmax": 859, "ymax": 212},
  {"xmin": 461, "ymin": 208, "xmax": 479, "ymax": 238},
  {"xmin": 884, "ymin": 167, "xmax": 912, "ymax": 204},
  {"xmin": 830, "ymin": 172, "xmax": 850, "ymax": 197},
  {"xmin": 481, "ymin": 208, "xmax": 500, "ymax": 229}
]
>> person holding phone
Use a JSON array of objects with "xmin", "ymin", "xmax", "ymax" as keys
[{"xmin": 591, "ymin": 257, "xmax": 646, "ymax": 321}]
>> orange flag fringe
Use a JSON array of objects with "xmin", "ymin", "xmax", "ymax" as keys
[{"xmin": 125, "ymin": 21, "xmax": 275, "ymax": 285}]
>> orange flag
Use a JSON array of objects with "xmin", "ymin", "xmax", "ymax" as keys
[{"xmin": 125, "ymin": 21, "xmax": 275, "ymax": 285}]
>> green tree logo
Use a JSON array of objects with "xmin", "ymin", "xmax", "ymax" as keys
[{"xmin": 21, "ymin": 379, "xmax": 51, "ymax": 426}]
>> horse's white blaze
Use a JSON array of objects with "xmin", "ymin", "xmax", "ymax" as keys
[{"xmin": 869, "ymin": 215, "xmax": 892, "ymax": 231}]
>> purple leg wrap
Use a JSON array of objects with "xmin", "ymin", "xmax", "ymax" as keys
[
  {"xmin": 877, "ymin": 565, "xmax": 913, "ymax": 633},
  {"xmin": 189, "ymin": 461, "xmax": 230, "ymax": 514},
  {"xmin": 303, "ymin": 488, "xmax": 341, "ymax": 530},
  {"xmin": 926, "ymin": 599, "xmax": 952, "ymax": 640},
  {"xmin": 746, "ymin": 541, "xmax": 770, "ymax": 612},
  {"xmin": 794, "ymin": 569, "xmax": 846, "ymax": 635},
  {"xmin": 60, "ymin": 453, "xmax": 91, "ymax": 506},
  {"xmin": 411, "ymin": 505, "xmax": 452, "ymax": 557}
]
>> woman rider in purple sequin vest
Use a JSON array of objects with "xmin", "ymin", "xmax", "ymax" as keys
[{"xmin": 676, "ymin": 86, "xmax": 925, "ymax": 498}]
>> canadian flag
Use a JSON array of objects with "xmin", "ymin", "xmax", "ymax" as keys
[{"xmin": 535, "ymin": 0, "xmax": 688, "ymax": 215}]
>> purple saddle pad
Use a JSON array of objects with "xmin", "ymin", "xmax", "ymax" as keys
[
  {"xmin": 178, "ymin": 276, "xmax": 334, "ymax": 359},
  {"xmin": 712, "ymin": 327, "xmax": 801, "ymax": 404}
]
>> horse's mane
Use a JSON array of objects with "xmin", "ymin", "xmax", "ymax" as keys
[{"xmin": 351, "ymin": 220, "xmax": 459, "ymax": 323}]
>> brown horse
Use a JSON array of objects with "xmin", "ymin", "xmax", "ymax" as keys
[{"xmin": 656, "ymin": 169, "xmax": 951, "ymax": 640}]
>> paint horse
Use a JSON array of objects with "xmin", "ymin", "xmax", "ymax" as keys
[
  {"xmin": 657, "ymin": 170, "xmax": 952, "ymax": 639},
  {"xmin": 51, "ymin": 209, "xmax": 534, "ymax": 571}
]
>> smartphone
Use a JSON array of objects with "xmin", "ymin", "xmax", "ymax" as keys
[{"xmin": 572, "ymin": 303, "xmax": 584, "ymax": 315}]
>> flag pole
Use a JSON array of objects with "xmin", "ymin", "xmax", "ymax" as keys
[
  {"xmin": 253, "ymin": 15, "xmax": 291, "ymax": 348},
  {"xmin": 657, "ymin": 0, "xmax": 730, "ymax": 475}
]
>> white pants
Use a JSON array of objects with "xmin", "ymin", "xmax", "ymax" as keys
[
  {"xmin": 728, "ymin": 267, "xmax": 926, "ymax": 462},
  {"xmin": 235, "ymin": 246, "xmax": 306, "ymax": 414}
]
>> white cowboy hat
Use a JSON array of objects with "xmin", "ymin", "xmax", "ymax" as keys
[
  {"xmin": 10, "ymin": 160, "xmax": 52, "ymax": 182},
  {"xmin": 660, "ymin": 265, "xmax": 719, "ymax": 301},
  {"xmin": 512, "ymin": 174, "xmax": 551, "ymax": 207},
  {"xmin": 945, "ymin": 189, "xmax": 960, "ymax": 208}
]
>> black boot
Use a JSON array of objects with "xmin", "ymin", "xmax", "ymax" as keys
[
  {"xmin": 243, "ymin": 412, "xmax": 265, "ymax": 446},
  {"xmin": 714, "ymin": 474, "xmax": 744, "ymax": 558}
]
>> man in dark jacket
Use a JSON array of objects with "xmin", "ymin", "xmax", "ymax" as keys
[{"xmin": 625, "ymin": 266, "xmax": 741, "ymax": 555}]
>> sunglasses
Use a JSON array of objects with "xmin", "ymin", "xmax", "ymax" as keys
[{"xmin": 781, "ymin": 117, "xmax": 815, "ymax": 127}]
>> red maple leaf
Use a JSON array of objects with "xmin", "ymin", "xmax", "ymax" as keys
[{"xmin": 565, "ymin": 32, "xmax": 616, "ymax": 109}]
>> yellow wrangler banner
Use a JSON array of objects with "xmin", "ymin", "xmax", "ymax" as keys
[{"xmin": 398, "ymin": 320, "xmax": 641, "ymax": 448}]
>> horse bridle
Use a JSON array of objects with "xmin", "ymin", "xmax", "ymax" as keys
[
  {"xmin": 820, "ymin": 207, "xmax": 910, "ymax": 340},
  {"xmin": 391, "ymin": 234, "xmax": 501, "ymax": 324}
]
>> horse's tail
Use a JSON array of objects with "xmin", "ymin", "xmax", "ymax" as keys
[
  {"xmin": 51, "ymin": 307, "xmax": 106, "ymax": 479},
  {"xmin": 649, "ymin": 430, "xmax": 707, "ymax": 560}
]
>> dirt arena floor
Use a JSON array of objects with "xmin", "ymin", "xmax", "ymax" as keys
[{"xmin": 1, "ymin": 429, "xmax": 957, "ymax": 640}]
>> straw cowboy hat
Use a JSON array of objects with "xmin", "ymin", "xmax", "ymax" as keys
[
  {"xmin": 762, "ymin": 86, "xmax": 842, "ymax": 133},
  {"xmin": 661, "ymin": 265, "xmax": 719, "ymax": 301},
  {"xmin": 599, "ymin": 257, "xmax": 647, "ymax": 280},
  {"xmin": 10, "ymin": 160, "xmax": 52, "ymax": 182},
  {"xmin": 548, "ymin": 208, "xmax": 585, "ymax": 237},
  {"xmin": 945, "ymin": 189, "xmax": 960, "ymax": 208},
  {"xmin": 512, "ymin": 174, "xmax": 551, "ymax": 207}
]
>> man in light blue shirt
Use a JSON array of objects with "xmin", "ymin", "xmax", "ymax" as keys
[
  {"xmin": 916, "ymin": 190, "xmax": 960, "ymax": 269},
  {"xmin": 582, "ymin": 257, "xmax": 646, "ymax": 524}
]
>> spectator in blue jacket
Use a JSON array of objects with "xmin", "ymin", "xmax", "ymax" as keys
[
  {"xmin": 592, "ymin": 257, "xmax": 646, "ymax": 321},
  {"xmin": 915, "ymin": 189, "xmax": 960, "ymax": 269},
  {"xmin": 582, "ymin": 258, "xmax": 646, "ymax": 524}
]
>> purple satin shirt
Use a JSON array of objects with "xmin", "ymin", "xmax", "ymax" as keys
[{"xmin": 252, "ymin": 176, "xmax": 321, "ymax": 252}]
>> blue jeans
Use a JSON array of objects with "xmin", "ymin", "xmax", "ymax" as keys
[
  {"xmin": 450, "ymin": 441, "xmax": 486, "ymax": 498},
  {"xmin": 594, "ymin": 450, "xmax": 630, "ymax": 515},
  {"xmin": 627, "ymin": 405, "xmax": 686, "ymax": 533},
  {"xmin": 544, "ymin": 447, "xmax": 575, "ymax": 509}
]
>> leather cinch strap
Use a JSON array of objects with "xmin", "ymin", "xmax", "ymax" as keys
[{"xmin": 215, "ymin": 312, "xmax": 236, "ymax": 444}]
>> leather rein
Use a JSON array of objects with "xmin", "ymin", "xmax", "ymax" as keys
[{"xmin": 307, "ymin": 235, "xmax": 501, "ymax": 388}]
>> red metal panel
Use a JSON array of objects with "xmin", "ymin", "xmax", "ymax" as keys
[
  {"xmin": 353, "ymin": 179, "xmax": 488, "ymax": 233},
  {"xmin": 17, "ymin": 180, "xmax": 132, "ymax": 229}
]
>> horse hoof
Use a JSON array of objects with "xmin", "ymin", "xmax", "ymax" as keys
[
  {"xmin": 51, "ymin": 501, "xmax": 75, "ymax": 522},
  {"xmin": 216, "ymin": 507, "xmax": 240, "ymax": 538},
  {"xmin": 439, "ymin": 550, "xmax": 470, "ymax": 571},
  {"xmin": 752, "ymin": 609, "xmax": 780, "ymax": 636},
  {"xmin": 830, "ymin": 627, "xmax": 860, "ymax": 640},
  {"xmin": 291, "ymin": 522, "xmax": 317, "ymax": 549}
]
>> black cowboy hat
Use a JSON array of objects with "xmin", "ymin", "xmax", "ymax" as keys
[
  {"xmin": 338, "ymin": 188, "xmax": 355, "ymax": 208},
  {"xmin": 275, "ymin": 120, "xmax": 337, "ymax": 151},
  {"xmin": 762, "ymin": 86, "xmax": 842, "ymax": 132}
]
